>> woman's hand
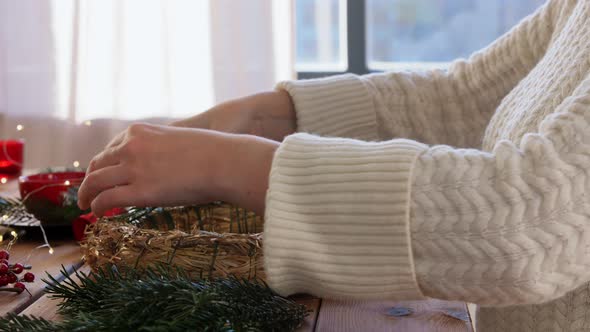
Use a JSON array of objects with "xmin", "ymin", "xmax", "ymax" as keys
[
  {"xmin": 99, "ymin": 89, "xmax": 295, "ymax": 176},
  {"xmin": 172, "ymin": 90, "xmax": 297, "ymax": 141},
  {"xmin": 77, "ymin": 123, "xmax": 279, "ymax": 217}
]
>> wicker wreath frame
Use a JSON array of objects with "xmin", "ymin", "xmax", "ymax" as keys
[{"xmin": 82, "ymin": 203, "xmax": 266, "ymax": 281}]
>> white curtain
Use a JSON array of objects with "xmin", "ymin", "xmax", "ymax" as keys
[{"xmin": 0, "ymin": 0, "xmax": 294, "ymax": 169}]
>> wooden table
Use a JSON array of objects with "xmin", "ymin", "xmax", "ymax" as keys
[{"xmin": 0, "ymin": 175, "xmax": 475, "ymax": 331}]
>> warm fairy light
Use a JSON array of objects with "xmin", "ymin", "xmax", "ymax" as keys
[
  {"xmin": 10, "ymin": 231, "xmax": 17, "ymax": 238},
  {"xmin": 2, "ymin": 215, "xmax": 8, "ymax": 221},
  {"xmin": 16, "ymin": 124, "xmax": 24, "ymax": 131},
  {"xmin": 48, "ymin": 247, "xmax": 55, "ymax": 255},
  {"xmin": 0, "ymin": 178, "xmax": 6, "ymax": 184},
  {"xmin": 64, "ymin": 180, "xmax": 71, "ymax": 186},
  {"xmin": 84, "ymin": 120, "xmax": 92, "ymax": 126},
  {"xmin": 73, "ymin": 161, "xmax": 80, "ymax": 167}
]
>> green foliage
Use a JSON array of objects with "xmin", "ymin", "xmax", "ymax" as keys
[
  {"xmin": 0, "ymin": 266, "xmax": 309, "ymax": 332},
  {"xmin": 0, "ymin": 314, "xmax": 59, "ymax": 332}
]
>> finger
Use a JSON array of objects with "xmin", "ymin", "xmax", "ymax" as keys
[
  {"xmin": 86, "ymin": 146, "xmax": 122, "ymax": 175},
  {"xmin": 106, "ymin": 132, "xmax": 125, "ymax": 149},
  {"xmin": 91, "ymin": 185, "xmax": 142, "ymax": 218},
  {"xmin": 78, "ymin": 165, "xmax": 131, "ymax": 210}
]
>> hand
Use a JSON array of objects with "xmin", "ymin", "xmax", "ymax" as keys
[
  {"xmin": 172, "ymin": 90, "xmax": 297, "ymax": 141},
  {"xmin": 100, "ymin": 90, "xmax": 294, "ymax": 172},
  {"xmin": 77, "ymin": 123, "xmax": 279, "ymax": 217}
]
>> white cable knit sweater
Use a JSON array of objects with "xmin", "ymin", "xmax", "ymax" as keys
[{"xmin": 263, "ymin": 0, "xmax": 590, "ymax": 330}]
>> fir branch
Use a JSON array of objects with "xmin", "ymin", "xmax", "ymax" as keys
[
  {"xmin": 0, "ymin": 314, "xmax": 59, "ymax": 332},
  {"xmin": 0, "ymin": 266, "xmax": 309, "ymax": 332}
]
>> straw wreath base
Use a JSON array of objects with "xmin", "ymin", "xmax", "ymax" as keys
[{"xmin": 82, "ymin": 204, "xmax": 266, "ymax": 281}]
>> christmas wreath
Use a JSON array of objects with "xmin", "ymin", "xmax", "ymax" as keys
[{"xmin": 0, "ymin": 171, "xmax": 309, "ymax": 331}]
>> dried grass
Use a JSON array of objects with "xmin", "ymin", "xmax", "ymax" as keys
[{"xmin": 81, "ymin": 204, "xmax": 266, "ymax": 281}]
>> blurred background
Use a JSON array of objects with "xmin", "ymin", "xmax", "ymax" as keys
[{"xmin": 0, "ymin": 0, "xmax": 544, "ymax": 169}]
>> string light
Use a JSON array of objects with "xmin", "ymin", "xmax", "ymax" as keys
[
  {"xmin": 10, "ymin": 231, "xmax": 17, "ymax": 238},
  {"xmin": 64, "ymin": 180, "xmax": 71, "ymax": 186},
  {"xmin": 84, "ymin": 120, "xmax": 92, "ymax": 126},
  {"xmin": 16, "ymin": 124, "xmax": 24, "ymax": 131},
  {"xmin": 73, "ymin": 161, "xmax": 80, "ymax": 168},
  {"xmin": 2, "ymin": 215, "xmax": 8, "ymax": 221},
  {"xmin": 0, "ymin": 177, "xmax": 6, "ymax": 184},
  {"xmin": 48, "ymin": 247, "xmax": 54, "ymax": 255},
  {"xmin": 0, "ymin": 235, "xmax": 3, "ymax": 242}
]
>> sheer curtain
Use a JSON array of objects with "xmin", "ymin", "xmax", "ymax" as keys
[{"xmin": 0, "ymin": 0, "xmax": 293, "ymax": 169}]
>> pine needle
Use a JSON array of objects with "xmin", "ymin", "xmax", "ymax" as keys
[{"xmin": 0, "ymin": 266, "xmax": 309, "ymax": 332}]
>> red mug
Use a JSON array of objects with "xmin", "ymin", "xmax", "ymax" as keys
[
  {"xmin": 0, "ymin": 139, "xmax": 24, "ymax": 175},
  {"xmin": 19, "ymin": 172, "xmax": 86, "ymax": 205},
  {"xmin": 18, "ymin": 172, "xmax": 86, "ymax": 226}
]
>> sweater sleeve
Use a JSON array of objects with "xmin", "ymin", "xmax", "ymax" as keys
[
  {"xmin": 277, "ymin": 0, "xmax": 558, "ymax": 148},
  {"xmin": 264, "ymin": 72, "xmax": 590, "ymax": 306}
]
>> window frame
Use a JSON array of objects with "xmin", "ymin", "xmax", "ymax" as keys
[
  {"xmin": 295, "ymin": 0, "xmax": 450, "ymax": 79},
  {"xmin": 297, "ymin": 0, "xmax": 369, "ymax": 79}
]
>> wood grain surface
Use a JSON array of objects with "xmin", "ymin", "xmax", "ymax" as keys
[
  {"xmin": 315, "ymin": 298, "xmax": 473, "ymax": 332},
  {"xmin": 0, "ymin": 241, "xmax": 83, "ymax": 314},
  {"xmin": 19, "ymin": 265, "xmax": 92, "ymax": 320}
]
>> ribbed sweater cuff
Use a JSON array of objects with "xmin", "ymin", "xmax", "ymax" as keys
[
  {"xmin": 275, "ymin": 74, "xmax": 378, "ymax": 140},
  {"xmin": 263, "ymin": 133, "xmax": 428, "ymax": 300}
]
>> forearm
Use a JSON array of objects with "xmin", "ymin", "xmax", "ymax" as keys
[
  {"xmin": 218, "ymin": 134, "xmax": 279, "ymax": 215},
  {"xmin": 171, "ymin": 90, "xmax": 296, "ymax": 142},
  {"xmin": 247, "ymin": 90, "xmax": 297, "ymax": 141},
  {"xmin": 170, "ymin": 110, "xmax": 210, "ymax": 129}
]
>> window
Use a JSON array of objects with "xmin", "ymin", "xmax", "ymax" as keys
[
  {"xmin": 295, "ymin": 0, "xmax": 545, "ymax": 77},
  {"xmin": 295, "ymin": 0, "xmax": 346, "ymax": 72}
]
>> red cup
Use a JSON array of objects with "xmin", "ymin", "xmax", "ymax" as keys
[
  {"xmin": 18, "ymin": 172, "xmax": 86, "ymax": 226},
  {"xmin": 19, "ymin": 172, "xmax": 86, "ymax": 205},
  {"xmin": 0, "ymin": 140, "xmax": 24, "ymax": 176}
]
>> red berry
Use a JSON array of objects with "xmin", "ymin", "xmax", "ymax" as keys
[
  {"xmin": 0, "ymin": 250, "xmax": 9, "ymax": 260},
  {"xmin": 0, "ymin": 259, "xmax": 8, "ymax": 265},
  {"xmin": 23, "ymin": 272, "xmax": 34, "ymax": 282},
  {"xmin": 0, "ymin": 263, "xmax": 8, "ymax": 275},
  {"xmin": 0, "ymin": 275, "xmax": 8, "ymax": 287},
  {"xmin": 7, "ymin": 273, "xmax": 16, "ymax": 283},
  {"xmin": 13, "ymin": 282, "xmax": 25, "ymax": 293},
  {"xmin": 11, "ymin": 263, "xmax": 23, "ymax": 274}
]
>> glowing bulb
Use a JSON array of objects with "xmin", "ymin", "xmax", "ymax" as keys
[
  {"xmin": 10, "ymin": 231, "xmax": 17, "ymax": 238},
  {"xmin": 48, "ymin": 247, "xmax": 55, "ymax": 255},
  {"xmin": 2, "ymin": 215, "xmax": 8, "ymax": 221},
  {"xmin": 0, "ymin": 178, "xmax": 6, "ymax": 184},
  {"xmin": 16, "ymin": 124, "xmax": 23, "ymax": 131},
  {"xmin": 73, "ymin": 161, "xmax": 80, "ymax": 168},
  {"xmin": 64, "ymin": 180, "xmax": 71, "ymax": 186},
  {"xmin": 84, "ymin": 120, "xmax": 92, "ymax": 126},
  {"xmin": 0, "ymin": 235, "xmax": 3, "ymax": 242}
]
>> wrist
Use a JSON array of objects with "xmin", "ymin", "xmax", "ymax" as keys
[
  {"xmin": 170, "ymin": 111, "xmax": 210, "ymax": 129},
  {"xmin": 248, "ymin": 90, "xmax": 297, "ymax": 141},
  {"xmin": 216, "ymin": 134, "xmax": 279, "ymax": 215}
]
